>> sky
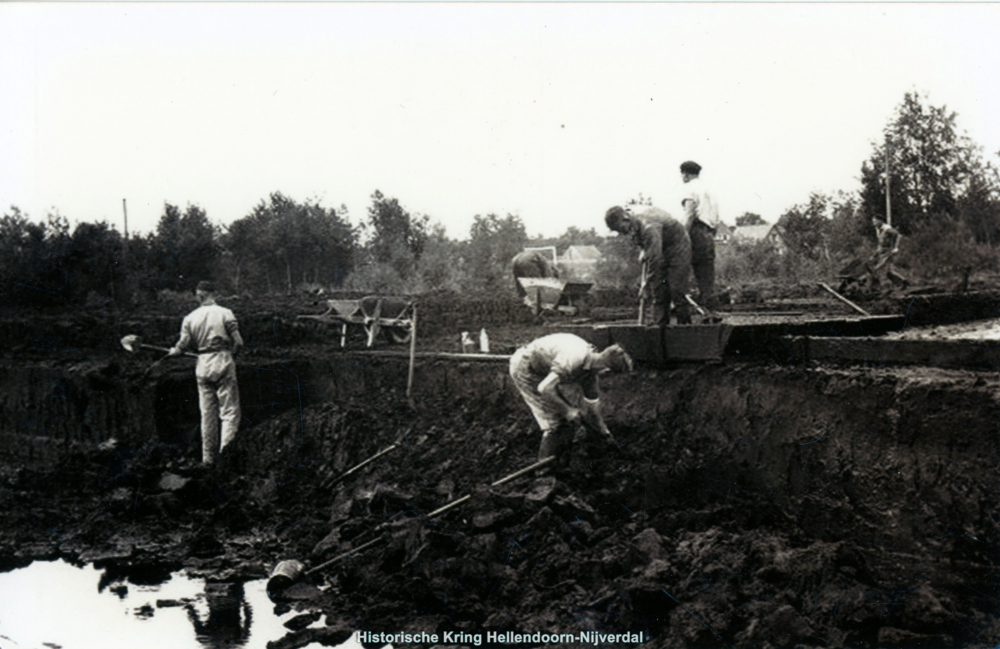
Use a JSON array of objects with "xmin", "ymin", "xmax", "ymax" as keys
[{"xmin": 2, "ymin": 2, "xmax": 999, "ymax": 240}]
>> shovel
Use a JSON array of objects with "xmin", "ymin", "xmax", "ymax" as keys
[
  {"xmin": 266, "ymin": 456, "xmax": 555, "ymax": 593},
  {"xmin": 120, "ymin": 335, "xmax": 197, "ymax": 358},
  {"xmin": 638, "ymin": 258, "xmax": 648, "ymax": 325}
]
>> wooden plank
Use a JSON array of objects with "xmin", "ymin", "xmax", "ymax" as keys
[
  {"xmin": 818, "ymin": 282, "xmax": 871, "ymax": 316},
  {"xmin": 726, "ymin": 315, "xmax": 905, "ymax": 360},
  {"xmin": 556, "ymin": 324, "xmax": 613, "ymax": 349},
  {"xmin": 357, "ymin": 351, "xmax": 511, "ymax": 362},
  {"xmin": 558, "ymin": 323, "xmax": 733, "ymax": 364},
  {"xmin": 606, "ymin": 325, "xmax": 665, "ymax": 365},
  {"xmin": 801, "ymin": 336, "xmax": 1000, "ymax": 370},
  {"xmin": 663, "ymin": 324, "xmax": 733, "ymax": 361}
]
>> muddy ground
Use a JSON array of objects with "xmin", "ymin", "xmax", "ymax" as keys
[{"xmin": 1, "ymin": 291, "xmax": 999, "ymax": 648}]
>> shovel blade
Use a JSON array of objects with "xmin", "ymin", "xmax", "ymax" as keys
[{"xmin": 120, "ymin": 335, "xmax": 143, "ymax": 353}]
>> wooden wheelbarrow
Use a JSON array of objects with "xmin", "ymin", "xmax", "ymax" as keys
[{"xmin": 298, "ymin": 296, "xmax": 415, "ymax": 348}]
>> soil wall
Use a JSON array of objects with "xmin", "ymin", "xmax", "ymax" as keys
[
  {"xmin": 4, "ymin": 355, "xmax": 998, "ymax": 552},
  {"xmin": 2, "ymin": 353, "xmax": 998, "ymax": 646}
]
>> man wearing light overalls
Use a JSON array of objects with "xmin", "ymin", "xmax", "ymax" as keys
[{"xmin": 169, "ymin": 281, "xmax": 244, "ymax": 466}]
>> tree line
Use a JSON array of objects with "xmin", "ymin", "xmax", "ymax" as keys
[
  {"xmin": 0, "ymin": 188, "xmax": 614, "ymax": 307},
  {"xmin": 3, "ymin": 91, "xmax": 1000, "ymax": 309},
  {"xmin": 714, "ymin": 91, "xmax": 1000, "ymax": 286}
]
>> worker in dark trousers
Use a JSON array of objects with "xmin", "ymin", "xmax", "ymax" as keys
[
  {"xmin": 680, "ymin": 160, "xmax": 721, "ymax": 313},
  {"xmin": 606, "ymin": 205, "xmax": 693, "ymax": 325},
  {"xmin": 510, "ymin": 333, "xmax": 632, "ymax": 464}
]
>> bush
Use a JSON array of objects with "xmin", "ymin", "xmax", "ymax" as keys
[
  {"xmin": 716, "ymin": 240, "xmax": 841, "ymax": 300},
  {"xmin": 897, "ymin": 214, "xmax": 998, "ymax": 280}
]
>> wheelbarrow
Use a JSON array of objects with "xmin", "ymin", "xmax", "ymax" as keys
[
  {"xmin": 517, "ymin": 278, "xmax": 592, "ymax": 316},
  {"xmin": 298, "ymin": 296, "xmax": 414, "ymax": 348}
]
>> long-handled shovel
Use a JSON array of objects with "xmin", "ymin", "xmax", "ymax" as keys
[
  {"xmin": 266, "ymin": 456, "xmax": 555, "ymax": 593},
  {"xmin": 319, "ymin": 442, "xmax": 401, "ymax": 490},
  {"xmin": 120, "ymin": 334, "xmax": 197, "ymax": 358},
  {"xmin": 638, "ymin": 259, "xmax": 648, "ymax": 325},
  {"xmin": 121, "ymin": 335, "xmax": 197, "ymax": 392}
]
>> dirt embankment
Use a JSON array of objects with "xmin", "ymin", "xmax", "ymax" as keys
[{"xmin": 1, "ymin": 344, "xmax": 998, "ymax": 648}]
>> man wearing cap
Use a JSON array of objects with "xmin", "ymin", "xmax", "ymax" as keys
[
  {"xmin": 169, "ymin": 281, "xmax": 244, "ymax": 466},
  {"xmin": 605, "ymin": 205, "xmax": 693, "ymax": 326},
  {"xmin": 510, "ymin": 333, "xmax": 633, "ymax": 463},
  {"xmin": 680, "ymin": 161, "xmax": 721, "ymax": 312}
]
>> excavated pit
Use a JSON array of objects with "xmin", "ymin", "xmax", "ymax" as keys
[{"xmin": 2, "ymin": 337, "xmax": 999, "ymax": 648}]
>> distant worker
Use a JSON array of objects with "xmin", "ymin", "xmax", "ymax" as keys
[
  {"xmin": 605, "ymin": 205, "xmax": 693, "ymax": 325},
  {"xmin": 169, "ymin": 281, "xmax": 244, "ymax": 467},
  {"xmin": 680, "ymin": 160, "xmax": 721, "ymax": 312},
  {"xmin": 871, "ymin": 217, "xmax": 905, "ymax": 286},
  {"xmin": 512, "ymin": 249, "xmax": 559, "ymax": 297},
  {"xmin": 509, "ymin": 333, "xmax": 633, "ymax": 463}
]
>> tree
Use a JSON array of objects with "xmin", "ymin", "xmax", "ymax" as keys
[
  {"xmin": 860, "ymin": 91, "xmax": 1000, "ymax": 240},
  {"xmin": 0, "ymin": 207, "xmax": 125, "ymax": 306},
  {"xmin": 362, "ymin": 190, "xmax": 429, "ymax": 280},
  {"xmin": 465, "ymin": 213, "xmax": 528, "ymax": 292},
  {"xmin": 223, "ymin": 193, "xmax": 356, "ymax": 294},
  {"xmin": 149, "ymin": 203, "xmax": 218, "ymax": 290},
  {"xmin": 625, "ymin": 194, "xmax": 654, "ymax": 208},
  {"xmin": 775, "ymin": 193, "xmax": 832, "ymax": 261},
  {"xmin": 70, "ymin": 220, "xmax": 122, "ymax": 282},
  {"xmin": 419, "ymin": 222, "xmax": 463, "ymax": 292},
  {"xmin": 735, "ymin": 212, "xmax": 767, "ymax": 227},
  {"xmin": 824, "ymin": 192, "xmax": 867, "ymax": 263}
]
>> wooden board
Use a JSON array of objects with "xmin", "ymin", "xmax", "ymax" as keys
[
  {"xmin": 796, "ymin": 336, "xmax": 1000, "ymax": 371},
  {"xmin": 555, "ymin": 323, "xmax": 733, "ymax": 364}
]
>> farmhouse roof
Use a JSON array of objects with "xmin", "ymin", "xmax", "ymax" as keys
[{"xmin": 733, "ymin": 224, "xmax": 775, "ymax": 242}]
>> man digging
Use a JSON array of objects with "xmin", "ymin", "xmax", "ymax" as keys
[
  {"xmin": 168, "ymin": 281, "xmax": 244, "ymax": 467},
  {"xmin": 605, "ymin": 205, "xmax": 693, "ymax": 325},
  {"xmin": 509, "ymin": 333, "xmax": 633, "ymax": 466}
]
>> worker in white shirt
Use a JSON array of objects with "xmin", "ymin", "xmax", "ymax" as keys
[
  {"xmin": 680, "ymin": 160, "xmax": 721, "ymax": 313},
  {"xmin": 169, "ymin": 281, "xmax": 244, "ymax": 466},
  {"xmin": 509, "ymin": 333, "xmax": 633, "ymax": 464}
]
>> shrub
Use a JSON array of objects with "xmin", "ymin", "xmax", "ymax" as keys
[{"xmin": 897, "ymin": 214, "xmax": 998, "ymax": 280}]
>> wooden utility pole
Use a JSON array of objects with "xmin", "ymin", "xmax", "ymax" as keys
[
  {"xmin": 122, "ymin": 199, "xmax": 130, "ymax": 262},
  {"xmin": 885, "ymin": 138, "xmax": 892, "ymax": 227},
  {"xmin": 406, "ymin": 305, "xmax": 418, "ymax": 401}
]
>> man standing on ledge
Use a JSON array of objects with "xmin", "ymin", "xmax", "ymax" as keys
[
  {"xmin": 510, "ymin": 333, "xmax": 632, "ymax": 463},
  {"xmin": 605, "ymin": 205, "xmax": 692, "ymax": 326},
  {"xmin": 680, "ymin": 160, "xmax": 721, "ymax": 313},
  {"xmin": 169, "ymin": 281, "xmax": 244, "ymax": 466}
]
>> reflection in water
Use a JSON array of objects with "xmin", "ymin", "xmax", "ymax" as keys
[
  {"xmin": 0, "ymin": 560, "xmax": 343, "ymax": 649},
  {"xmin": 185, "ymin": 581, "xmax": 253, "ymax": 648}
]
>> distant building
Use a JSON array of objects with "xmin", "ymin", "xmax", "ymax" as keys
[
  {"xmin": 715, "ymin": 224, "xmax": 735, "ymax": 244},
  {"xmin": 732, "ymin": 224, "xmax": 787, "ymax": 254}
]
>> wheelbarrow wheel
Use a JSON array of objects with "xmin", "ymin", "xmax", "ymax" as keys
[{"xmin": 385, "ymin": 327, "xmax": 411, "ymax": 344}]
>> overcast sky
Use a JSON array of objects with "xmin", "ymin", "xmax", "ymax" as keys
[{"xmin": 2, "ymin": 3, "xmax": 998, "ymax": 240}]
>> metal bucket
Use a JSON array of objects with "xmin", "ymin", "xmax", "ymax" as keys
[{"xmin": 266, "ymin": 559, "xmax": 306, "ymax": 593}]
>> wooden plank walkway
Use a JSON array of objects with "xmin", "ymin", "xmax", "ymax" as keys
[{"xmin": 784, "ymin": 336, "xmax": 1000, "ymax": 371}]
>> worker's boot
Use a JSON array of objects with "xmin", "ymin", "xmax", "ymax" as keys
[{"xmin": 538, "ymin": 429, "xmax": 561, "ymax": 463}]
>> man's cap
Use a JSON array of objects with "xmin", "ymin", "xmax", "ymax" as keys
[
  {"xmin": 605, "ymin": 206, "xmax": 629, "ymax": 230},
  {"xmin": 680, "ymin": 160, "xmax": 702, "ymax": 175},
  {"xmin": 196, "ymin": 281, "xmax": 217, "ymax": 293}
]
